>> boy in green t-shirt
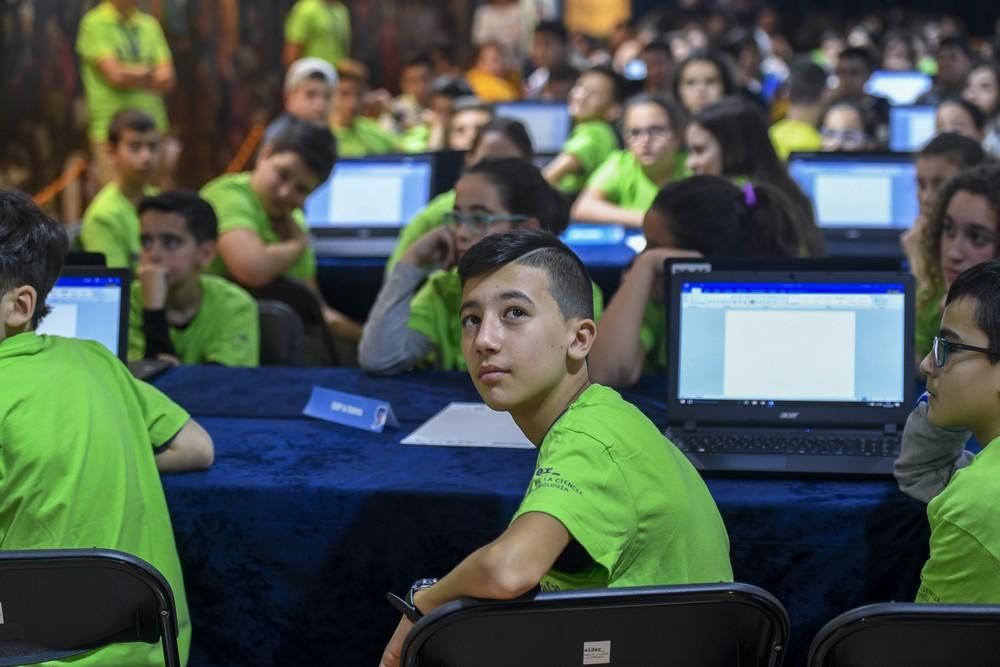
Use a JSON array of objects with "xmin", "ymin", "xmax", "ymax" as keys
[
  {"xmin": 201, "ymin": 118, "xmax": 361, "ymax": 342},
  {"xmin": 130, "ymin": 190, "xmax": 259, "ymax": 367},
  {"xmin": 377, "ymin": 230, "xmax": 732, "ymax": 667},
  {"xmin": 0, "ymin": 189, "xmax": 213, "ymax": 666},
  {"xmin": 542, "ymin": 65, "xmax": 624, "ymax": 195},
  {"xmin": 81, "ymin": 108, "xmax": 161, "ymax": 269},
  {"xmin": 894, "ymin": 260, "xmax": 1000, "ymax": 604},
  {"xmin": 283, "ymin": 0, "xmax": 351, "ymax": 68},
  {"xmin": 263, "ymin": 57, "xmax": 338, "ymax": 145},
  {"xmin": 332, "ymin": 64, "xmax": 400, "ymax": 158}
]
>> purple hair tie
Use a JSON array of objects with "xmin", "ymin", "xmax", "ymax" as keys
[{"xmin": 742, "ymin": 182, "xmax": 757, "ymax": 208}]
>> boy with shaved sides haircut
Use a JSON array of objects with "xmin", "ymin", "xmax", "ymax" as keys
[{"xmin": 378, "ymin": 230, "xmax": 732, "ymax": 667}]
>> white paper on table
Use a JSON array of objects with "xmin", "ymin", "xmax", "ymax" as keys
[{"xmin": 401, "ymin": 402, "xmax": 535, "ymax": 449}]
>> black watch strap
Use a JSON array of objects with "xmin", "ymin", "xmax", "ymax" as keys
[{"xmin": 385, "ymin": 591, "xmax": 422, "ymax": 623}]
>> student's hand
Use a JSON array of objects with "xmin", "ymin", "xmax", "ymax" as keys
[
  {"xmin": 401, "ymin": 226, "xmax": 456, "ymax": 270},
  {"xmin": 155, "ymin": 353, "xmax": 182, "ymax": 367},
  {"xmin": 633, "ymin": 247, "xmax": 703, "ymax": 302},
  {"xmin": 272, "ymin": 216, "xmax": 309, "ymax": 253},
  {"xmin": 137, "ymin": 262, "xmax": 170, "ymax": 310},
  {"xmin": 377, "ymin": 616, "xmax": 413, "ymax": 667},
  {"xmin": 321, "ymin": 305, "xmax": 363, "ymax": 343}
]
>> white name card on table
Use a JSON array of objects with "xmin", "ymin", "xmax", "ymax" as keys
[{"xmin": 401, "ymin": 403, "xmax": 534, "ymax": 449}]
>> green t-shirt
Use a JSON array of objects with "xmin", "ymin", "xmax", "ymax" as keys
[
  {"xmin": 386, "ymin": 190, "xmax": 456, "ymax": 274},
  {"xmin": 587, "ymin": 150, "xmax": 690, "ymax": 212},
  {"xmin": 284, "ymin": 0, "xmax": 351, "ymax": 67},
  {"xmin": 200, "ymin": 172, "xmax": 316, "ymax": 282},
  {"xmin": 399, "ymin": 123, "xmax": 431, "ymax": 154},
  {"xmin": 75, "ymin": 1, "xmax": 172, "ymax": 143},
  {"xmin": 916, "ymin": 288, "xmax": 944, "ymax": 361},
  {"xmin": 511, "ymin": 383, "xmax": 733, "ymax": 591},
  {"xmin": 407, "ymin": 267, "xmax": 604, "ymax": 371},
  {"xmin": 128, "ymin": 275, "xmax": 260, "ymax": 366},
  {"xmin": 917, "ymin": 436, "xmax": 1000, "ymax": 603},
  {"xmin": 557, "ymin": 120, "xmax": 620, "ymax": 195},
  {"xmin": 333, "ymin": 117, "xmax": 400, "ymax": 158},
  {"xmin": 769, "ymin": 118, "xmax": 822, "ymax": 161},
  {"xmin": 80, "ymin": 182, "xmax": 158, "ymax": 270},
  {"xmin": 0, "ymin": 333, "xmax": 192, "ymax": 665},
  {"xmin": 638, "ymin": 300, "xmax": 667, "ymax": 373}
]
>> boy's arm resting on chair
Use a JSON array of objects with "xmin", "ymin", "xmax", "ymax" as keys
[
  {"xmin": 156, "ymin": 419, "xmax": 215, "ymax": 473},
  {"xmin": 894, "ymin": 400, "xmax": 973, "ymax": 503},
  {"xmin": 216, "ymin": 226, "xmax": 308, "ymax": 289}
]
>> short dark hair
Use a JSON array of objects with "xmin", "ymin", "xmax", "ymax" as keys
[
  {"xmin": 470, "ymin": 117, "xmax": 534, "ymax": 159},
  {"xmin": 0, "ymin": 189, "xmax": 68, "ymax": 328},
  {"xmin": 939, "ymin": 35, "xmax": 973, "ymax": 59},
  {"xmin": 584, "ymin": 64, "xmax": 629, "ymax": 105},
  {"xmin": 642, "ymin": 39, "xmax": 673, "ymax": 58},
  {"xmin": 938, "ymin": 96, "xmax": 987, "ymax": 132},
  {"xmin": 402, "ymin": 54, "xmax": 434, "ymax": 72},
  {"xmin": 945, "ymin": 259, "xmax": 1000, "ymax": 359},
  {"xmin": 107, "ymin": 108, "xmax": 157, "ymax": 146},
  {"xmin": 265, "ymin": 117, "xmax": 338, "ymax": 182},
  {"xmin": 787, "ymin": 58, "xmax": 828, "ymax": 105},
  {"xmin": 458, "ymin": 229, "xmax": 594, "ymax": 321},
  {"xmin": 547, "ymin": 62, "xmax": 581, "ymax": 85},
  {"xmin": 138, "ymin": 190, "xmax": 219, "ymax": 244},
  {"xmin": 838, "ymin": 46, "xmax": 876, "ymax": 73},
  {"xmin": 919, "ymin": 132, "xmax": 987, "ymax": 168},
  {"xmin": 463, "ymin": 158, "xmax": 569, "ymax": 235},
  {"xmin": 534, "ymin": 19, "xmax": 568, "ymax": 44}
]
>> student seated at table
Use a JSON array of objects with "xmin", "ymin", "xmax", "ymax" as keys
[
  {"xmin": 589, "ymin": 176, "xmax": 803, "ymax": 387},
  {"xmin": 263, "ymin": 56, "xmax": 338, "ymax": 145},
  {"xmin": 377, "ymin": 229, "xmax": 733, "ymax": 667},
  {"xmin": 360, "ymin": 157, "xmax": 602, "ymax": 374},
  {"xmin": 892, "ymin": 260, "xmax": 1000, "ymax": 603},
  {"xmin": 820, "ymin": 99, "xmax": 878, "ymax": 152},
  {"xmin": 902, "ymin": 133, "xmax": 987, "ymax": 275},
  {"xmin": 570, "ymin": 94, "xmax": 688, "ymax": 228},
  {"xmin": 200, "ymin": 118, "xmax": 361, "ymax": 342},
  {"xmin": 542, "ymin": 65, "xmax": 625, "ymax": 196},
  {"xmin": 331, "ymin": 61, "xmax": 400, "ymax": 158},
  {"xmin": 935, "ymin": 97, "xmax": 986, "ymax": 144},
  {"xmin": 129, "ymin": 190, "xmax": 259, "ymax": 367},
  {"xmin": 0, "ymin": 188, "xmax": 214, "ymax": 666},
  {"xmin": 386, "ymin": 117, "xmax": 534, "ymax": 273},
  {"xmin": 769, "ymin": 58, "xmax": 827, "ymax": 161},
  {"xmin": 81, "ymin": 108, "xmax": 160, "ymax": 269},
  {"xmin": 914, "ymin": 162, "xmax": 1000, "ymax": 362}
]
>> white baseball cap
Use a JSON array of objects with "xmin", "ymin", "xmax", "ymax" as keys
[{"xmin": 285, "ymin": 57, "xmax": 338, "ymax": 93}]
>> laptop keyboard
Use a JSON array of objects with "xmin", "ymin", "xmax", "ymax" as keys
[{"xmin": 672, "ymin": 433, "xmax": 901, "ymax": 458}]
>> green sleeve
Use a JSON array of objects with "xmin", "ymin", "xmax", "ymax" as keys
[
  {"xmin": 201, "ymin": 183, "xmax": 260, "ymax": 235},
  {"xmin": 563, "ymin": 123, "xmax": 617, "ymax": 174},
  {"xmin": 639, "ymin": 301, "xmax": 667, "ymax": 373},
  {"xmin": 591, "ymin": 281, "xmax": 604, "ymax": 321},
  {"xmin": 80, "ymin": 212, "xmax": 131, "ymax": 269},
  {"xmin": 917, "ymin": 518, "xmax": 1000, "ymax": 603},
  {"xmin": 915, "ymin": 293, "xmax": 942, "ymax": 360},
  {"xmin": 127, "ymin": 282, "xmax": 146, "ymax": 362},
  {"xmin": 398, "ymin": 124, "xmax": 430, "ymax": 153},
  {"xmin": 76, "ymin": 15, "xmax": 114, "ymax": 63},
  {"xmin": 203, "ymin": 292, "xmax": 260, "ymax": 367},
  {"xmin": 289, "ymin": 210, "xmax": 317, "ymax": 281},
  {"xmin": 407, "ymin": 271, "xmax": 461, "ymax": 368},
  {"xmin": 585, "ymin": 152, "xmax": 625, "ymax": 203},
  {"xmin": 284, "ymin": 2, "xmax": 311, "ymax": 43},
  {"xmin": 131, "ymin": 377, "xmax": 191, "ymax": 449},
  {"xmin": 386, "ymin": 191, "xmax": 455, "ymax": 274}
]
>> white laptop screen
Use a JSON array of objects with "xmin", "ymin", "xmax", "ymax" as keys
[
  {"xmin": 494, "ymin": 102, "xmax": 571, "ymax": 154},
  {"xmin": 676, "ymin": 280, "xmax": 907, "ymax": 405},
  {"xmin": 788, "ymin": 156, "xmax": 918, "ymax": 229},
  {"xmin": 304, "ymin": 158, "xmax": 433, "ymax": 228},
  {"xmin": 36, "ymin": 272, "xmax": 126, "ymax": 359},
  {"xmin": 865, "ymin": 70, "xmax": 932, "ymax": 105},
  {"xmin": 889, "ymin": 105, "xmax": 936, "ymax": 152}
]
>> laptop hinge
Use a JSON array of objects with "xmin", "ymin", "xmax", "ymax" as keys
[
  {"xmin": 883, "ymin": 423, "xmax": 898, "ymax": 436},
  {"xmin": 683, "ymin": 420, "xmax": 697, "ymax": 432}
]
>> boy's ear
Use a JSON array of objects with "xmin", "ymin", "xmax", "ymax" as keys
[
  {"xmin": 567, "ymin": 317, "xmax": 597, "ymax": 362},
  {"xmin": 196, "ymin": 240, "xmax": 217, "ymax": 268},
  {"xmin": 3, "ymin": 285, "xmax": 37, "ymax": 331}
]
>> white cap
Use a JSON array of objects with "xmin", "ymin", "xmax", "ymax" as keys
[{"xmin": 284, "ymin": 57, "xmax": 338, "ymax": 93}]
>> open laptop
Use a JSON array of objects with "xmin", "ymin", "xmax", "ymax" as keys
[
  {"xmin": 865, "ymin": 70, "xmax": 932, "ymax": 106},
  {"xmin": 788, "ymin": 152, "xmax": 918, "ymax": 257},
  {"xmin": 494, "ymin": 101, "xmax": 571, "ymax": 154},
  {"xmin": 306, "ymin": 155, "xmax": 434, "ymax": 258},
  {"xmin": 889, "ymin": 105, "xmax": 936, "ymax": 152},
  {"xmin": 665, "ymin": 269, "xmax": 915, "ymax": 476}
]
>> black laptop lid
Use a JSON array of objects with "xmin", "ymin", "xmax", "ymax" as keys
[
  {"xmin": 666, "ymin": 270, "xmax": 915, "ymax": 428},
  {"xmin": 35, "ymin": 267, "xmax": 130, "ymax": 361}
]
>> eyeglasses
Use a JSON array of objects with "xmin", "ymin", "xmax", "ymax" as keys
[
  {"xmin": 443, "ymin": 211, "xmax": 531, "ymax": 235},
  {"xmin": 821, "ymin": 128, "xmax": 867, "ymax": 145},
  {"xmin": 931, "ymin": 335, "xmax": 1000, "ymax": 368},
  {"xmin": 625, "ymin": 125, "xmax": 672, "ymax": 141}
]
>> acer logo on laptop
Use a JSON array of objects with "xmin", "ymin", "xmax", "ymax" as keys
[{"xmin": 779, "ymin": 412, "xmax": 800, "ymax": 419}]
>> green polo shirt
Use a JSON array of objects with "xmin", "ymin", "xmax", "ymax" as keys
[
  {"xmin": 76, "ymin": 1, "xmax": 172, "ymax": 143},
  {"xmin": 386, "ymin": 190, "xmax": 456, "ymax": 274},
  {"xmin": 512, "ymin": 383, "xmax": 733, "ymax": 591},
  {"xmin": 557, "ymin": 120, "xmax": 620, "ymax": 195},
  {"xmin": 333, "ymin": 117, "xmax": 400, "ymax": 158},
  {"xmin": 916, "ymin": 288, "xmax": 944, "ymax": 361},
  {"xmin": 638, "ymin": 300, "xmax": 667, "ymax": 373},
  {"xmin": 284, "ymin": 0, "xmax": 351, "ymax": 67},
  {"xmin": 80, "ymin": 182, "xmax": 158, "ymax": 270},
  {"xmin": 0, "ymin": 332, "xmax": 192, "ymax": 665},
  {"xmin": 587, "ymin": 150, "xmax": 690, "ymax": 212},
  {"xmin": 200, "ymin": 172, "xmax": 316, "ymax": 282},
  {"xmin": 769, "ymin": 118, "xmax": 822, "ymax": 161}
]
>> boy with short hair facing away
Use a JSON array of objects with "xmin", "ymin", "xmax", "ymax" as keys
[
  {"xmin": 264, "ymin": 57, "xmax": 338, "ymax": 145},
  {"xmin": 898, "ymin": 260, "xmax": 1000, "ymax": 603},
  {"xmin": 200, "ymin": 118, "xmax": 361, "ymax": 341},
  {"xmin": 0, "ymin": 189, "xmax": 213, "ymax": 666},
  {"xmin": 543, "ymin": 65, "xmax": 625, "ymax": 196},
  {"xmin": 130, "ymin": 190, "xmax": 259, "ymax": 367},
  {"xmin": 81, "ymin": 108, "xmax": 160, "ymax": 269},
  {"xmin": 378, "ymin": 230, "xmax": 732, "ymax": 667}
]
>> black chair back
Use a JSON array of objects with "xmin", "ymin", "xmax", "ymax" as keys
[
  {"xmin": 0, "ymin": 549, "xmax": 181, "ymax": 667},
  {"xmin": 808, "ymin": 602, "xmax": 1000, "ymax": 667},
  {"xmin": 258, "ymin": 299, "xmax": 306, "ymax": 366},
  {"xmin": 401, "ymin": 583, "xmax": 789, "ymax": 667},
  {"xmin": 247, "ymin": 277, "xmax": 338, "ymax": 365}
]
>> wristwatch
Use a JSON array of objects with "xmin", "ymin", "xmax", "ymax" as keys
[{"xmin": 385, "ymin": 577, "xmax": 438, "ymax": 622}]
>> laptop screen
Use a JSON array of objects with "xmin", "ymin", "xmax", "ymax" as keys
[
  {"xmin": 304, "ymin": 157, "xmax": 433, "ymax": 229},
  {"xmin": 788, "ymin": 154, "xmax": 918, "ymax": 229},
  {"xmin": 36, "ymin": 268, "xmax": 129, "ymax": 360},
  {"xmin": 865, "ymin": 70, "xmax": 932, "ymax": 105},
  {"xmin": 494, "ymin": 102, "xmax": 571, "ymax": 154},
  {"xmin": 674, "ymin": 277, "xmax": 909, "ymax": 410},
  {"xmin": 889, "ymin": 105, "xmax": 936, "ymax": 152}
]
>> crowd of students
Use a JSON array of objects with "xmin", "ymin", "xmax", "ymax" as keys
[{"xmin": 3, "ymin": 2, "xmax": 1000, "ymax": 665}]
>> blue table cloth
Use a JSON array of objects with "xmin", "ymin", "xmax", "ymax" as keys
[{"xmin": 155, "ymin": 367, "xmax": 929, "ymax": 666}]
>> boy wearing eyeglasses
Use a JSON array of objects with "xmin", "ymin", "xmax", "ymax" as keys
[{"xmin": 894, "ymin": 259, "xmax": 1000, "ymax": 603}]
